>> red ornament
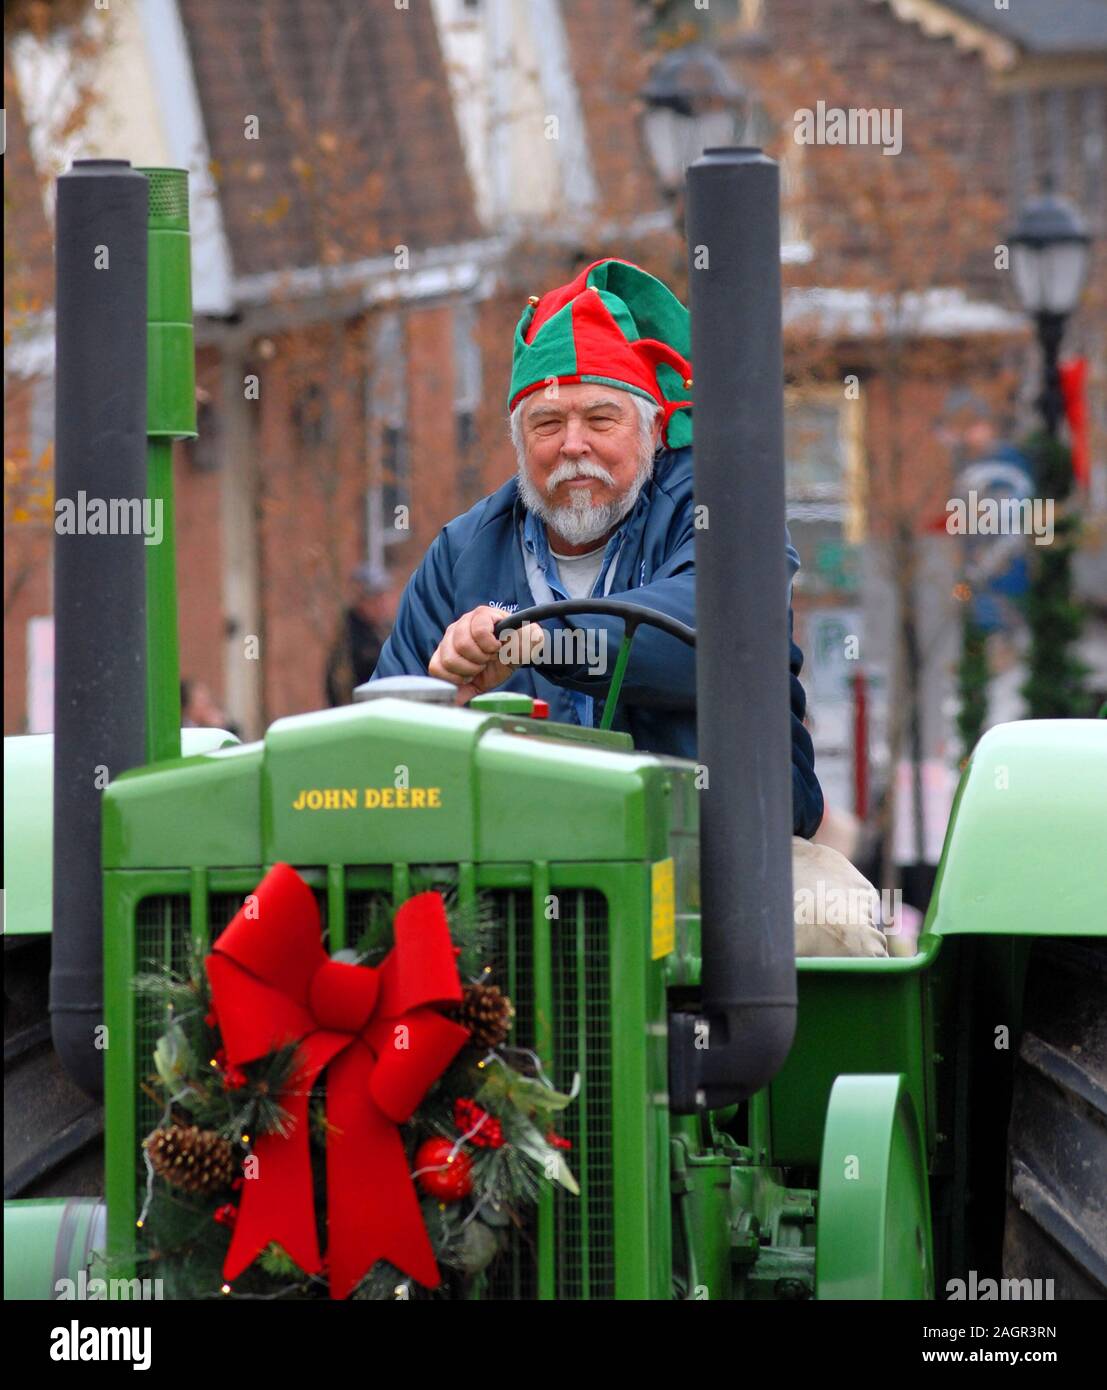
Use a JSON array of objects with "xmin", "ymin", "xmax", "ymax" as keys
[
  {"xmin": 454, "ymin": 1098, "xmax": 504, "ymax": 1149},
  {"xmin": 414, "ymin": 1138, "xmax": 473, "ymax": 1202},
  {"xmin": 205, "ymin": 1011, "xmax": 218, "ymax": 1029},
  {"xmin": 547, "ymin": 1130, "xmax": 572, "ymax": 1151},
  {"xmin": 222, "ymin": 1066, "xmax": 248, "ymax": 1091},
  {"xmin": 214, "ymin": 1203, "xmax": 238, "ymax": 1229}
]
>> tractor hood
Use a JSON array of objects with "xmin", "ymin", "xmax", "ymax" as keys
[{"xmin": 101, "ymin": 700, "xmax": 688, "ymax": 870}]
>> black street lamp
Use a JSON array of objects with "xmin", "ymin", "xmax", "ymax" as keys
[
  {"xmin": 1008, "ymin": 193, "xmax": 1092, "ymax": 445},
  {"xmin": 1008, "ymin": 192, "xmax": 1094, "ymax": 722},
  {"xmin": 639, "ymin": 46, "xmax": 748, "ymax": 200}
]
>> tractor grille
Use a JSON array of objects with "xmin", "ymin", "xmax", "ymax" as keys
[
  {"xmin": 484, "ymin": 891, "xmax": 537, "ymax": 1301},
  {"xmin": 131, "ymin": 879, "xmax": 611, "ymax": 1299},
  {"xmin": 554, "ymin": 889, "xmax": 613, "ymax": 1299},
  {"xmin": 134, "ymin": 895, "xmax": 192, "ymax": 1143}
]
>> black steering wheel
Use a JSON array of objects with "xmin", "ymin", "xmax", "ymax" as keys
[
  {"xmin": 492, "ymin": 599, "xmax": 695, "ymax": 731},
  {"xmin": 493, "ymin": 598, "xmax": 696, "ymax": 647}
]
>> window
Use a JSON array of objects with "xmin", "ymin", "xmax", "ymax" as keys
[
  {"xmin": 290, "ymin": 381, "xmax": 332, "ymax": 449},
  {"xmin": 744, "ymin": 98, "xmax": 808, "ymax": 252},
  {"xmin": 453, "ymin": 299, "xmax": 483, "ymax": 503},
  {"xmin": 379, "ymin": 423, "xmax": 410, "ymax": 538},
  {"xmin": 785, "ymin": 390, "xmax": 866, "ymax": 597},
  {"xmin": 367, "ymin": 312, "xmax": 409, "ymax": 550},
  {"xmin": 456, "ymin": 409, "xmax": 476, "ymax": 457}
]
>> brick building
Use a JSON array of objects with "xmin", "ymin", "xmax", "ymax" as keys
[
  {"xmin": 6, "ymin": 1, "xmax": 1106, "ymax": 838},
  {"xmin": 5, "ymin": 0, "xmax": 676, "ymax": 736}
]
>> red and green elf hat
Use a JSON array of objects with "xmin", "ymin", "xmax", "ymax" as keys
[{"xmin": 508, "ymin": 257, "xmax": 693, "ymax": 449}]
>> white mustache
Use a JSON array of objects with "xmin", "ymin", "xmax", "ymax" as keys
[{"xmin": 545, "ymin": 459, "xmax": 615, "ymax": 493}]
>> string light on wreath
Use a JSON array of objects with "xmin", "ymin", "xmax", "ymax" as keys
[{"xmin": 413, "ymin": 1138, "xmax": 473, "ymax": 1202}]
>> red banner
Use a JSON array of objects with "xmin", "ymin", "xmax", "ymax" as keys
[{"xmin": 1059, "ymin": 357, "xmax": 1089, "ymax": 487}]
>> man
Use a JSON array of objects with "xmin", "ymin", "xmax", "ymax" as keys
[
  {"xmin": 373, "ymin": 258, "xmax": 885, "ymax": 955},
  {"xmin": 326, "ymin": 562, "xmax": 394, "ymax": 707}
]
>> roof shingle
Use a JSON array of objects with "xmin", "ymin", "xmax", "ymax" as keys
[{"xmin": 177, "ymin": 0, "xmax": 482, "ymax": 279}]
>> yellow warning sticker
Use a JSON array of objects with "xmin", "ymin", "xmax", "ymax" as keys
[{"xmin": 651, "ymin": 857, "xmax": 676, "ymax": 960}]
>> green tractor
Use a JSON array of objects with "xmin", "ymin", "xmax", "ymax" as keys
[{"xmin": 4, "ymin": 151, "xmax": 1105, "ymax": 1303}]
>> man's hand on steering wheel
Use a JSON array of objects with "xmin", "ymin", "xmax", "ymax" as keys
[{"xmin": 429, "ymin": 605, "xmax": 543, "ymax": 704}]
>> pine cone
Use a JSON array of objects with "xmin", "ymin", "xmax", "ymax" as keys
[
  {"xmin": 457, "ymin": 982, "xmax": 514, "ymax": 1048},
  {"xmin": 146, "ymin": 1124, "xmax": 235, "ymax": 1195}
]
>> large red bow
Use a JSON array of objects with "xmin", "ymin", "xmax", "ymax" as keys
[{"xmin": 205, "ymin": 863, "xmax": 470, "ymax": 1299}]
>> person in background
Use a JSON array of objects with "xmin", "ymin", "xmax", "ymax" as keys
[
  {"xmin": 326, "ymin": 562, "xmax": 394, "ymax": 706},
  {"xmin": 180, "ymin": 678, "xmax": 239, "ymax": 738}
]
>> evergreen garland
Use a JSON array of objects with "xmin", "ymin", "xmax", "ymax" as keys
[
  {"xmin": 1020, "ymin": 430, "xmax": 1091, "ymax": 719},
  {"xmin": 955, "ymin": 601, "xmax": 990, "ymax": 768}
]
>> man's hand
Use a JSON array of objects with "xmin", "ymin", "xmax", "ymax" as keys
[{"xmin": 429, "ymin": 605, "xmax": 543, "ymax": 704}]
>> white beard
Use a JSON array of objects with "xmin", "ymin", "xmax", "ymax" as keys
[{"xmin": 517, "ymin": 451, "xmax": 654, "ymax": 548}]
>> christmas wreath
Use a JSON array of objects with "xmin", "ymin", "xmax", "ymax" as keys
[{"xmin": 134, "ymin": 863, "xmax": 577, "ymax": 1299}]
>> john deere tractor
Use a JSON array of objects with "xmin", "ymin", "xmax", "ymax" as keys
[{"xmin": 4, "ymin": 150, "xmax": 1105, "ymax": 1301}]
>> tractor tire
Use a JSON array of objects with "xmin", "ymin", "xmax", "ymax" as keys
[
  {"xmin": 4, "ymin": 936, "xmax": 103, "ymax": 1199},
  {"xmin": 1003, "ymin": 938, "xmax": 1107, "ymax": 1300}
]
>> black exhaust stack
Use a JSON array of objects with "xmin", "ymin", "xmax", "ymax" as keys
[
  {"xmin": 50, "ymin": 160, "xmax": 149, "ymax": 1098},
  {"xmin": 669, "ymin": 148, "xmax": 796, "ymax": 1112}
]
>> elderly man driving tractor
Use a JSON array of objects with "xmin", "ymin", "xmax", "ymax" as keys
[{"xmin": 372, "ymin": 258, "xmax": 884, "ymax": 957}]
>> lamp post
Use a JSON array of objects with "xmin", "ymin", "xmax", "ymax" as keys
[
  {"xmin": 1008, "ymin": 192, "xmax": 1093, "ymax": 721},
  {"xmin": 639, "ymin": 46, "xmax": 748, "ymax": 202},
  {"xmin": 1008, "ymin": 193, "xmax": 1091, "ymax": 456}
]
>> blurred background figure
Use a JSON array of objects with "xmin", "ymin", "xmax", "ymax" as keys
[
  {"xmin": 325, "ymin": 563, "xmax": 394, "ymax": 707},
  {"xmin": 180, "ymin": 678, "xmax": 238, "ymax": 738}
]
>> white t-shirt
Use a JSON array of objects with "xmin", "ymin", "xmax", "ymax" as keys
[{"xmin": 549, "ymin": 541, "xmax": 607, "ymax": 600}]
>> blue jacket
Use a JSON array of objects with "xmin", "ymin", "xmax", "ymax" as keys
[{"xmin": 372, "ymin": 446, "xmax": 824, "ymax": 838}]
